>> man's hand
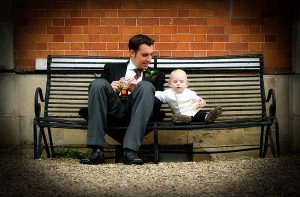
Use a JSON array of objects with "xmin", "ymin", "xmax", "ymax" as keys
[
  {"xmin": 111, "ymin": 80, "xmax": 121, "ymax": 92},
  {"xmin": 126, "ymin": 77, "xmax": 138, "ymax": 92}
]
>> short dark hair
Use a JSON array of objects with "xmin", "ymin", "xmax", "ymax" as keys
[{"xmin": 128, "ymin": 34, "xmax": 155, "ymax": 52}]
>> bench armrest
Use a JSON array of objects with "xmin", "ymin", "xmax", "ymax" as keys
[
  {"xmin": 266, "ymin": 89, "xmax": 276, "ymax": 117},
  {"xmin": 34, "ymin": 87, "xmax": 45, "ymax": 118}
]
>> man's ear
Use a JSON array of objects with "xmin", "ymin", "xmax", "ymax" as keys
[{"xmin": 129, "ymin": 49, "xmax": 135, "ymax": 57}]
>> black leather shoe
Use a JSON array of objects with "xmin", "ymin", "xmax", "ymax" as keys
[
  {"xmin": 123, "ymin": 149, "xmax": 143, "ymax": 165},
  {"xmin": 80, "ymin": 148, "xmax": 104, "ymax": 165}
]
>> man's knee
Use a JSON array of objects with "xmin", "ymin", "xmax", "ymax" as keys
[
  {"xmin": 89, "ymin": 79, "xmax": 109, "ymax": 91},
  {"xmin": 137, "ymin": 81, "xmax": 155, "ymax": 92}
]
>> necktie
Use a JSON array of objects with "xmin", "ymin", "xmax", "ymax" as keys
[{"xmin": 134, "ymin": 69, "xmax": 142, "ymax": 80}]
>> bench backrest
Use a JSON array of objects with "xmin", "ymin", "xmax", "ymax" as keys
[
  {"xmin": 156, "ymin": 55, "xmax": 265, "ymax": 122},
  {"xmin": 45, "ymin": 54, "xmax": 265, "ymax": 128}
]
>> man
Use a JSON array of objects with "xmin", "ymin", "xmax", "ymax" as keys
[{"xmin": 80, "ymin": 34, "xmax": 165, "ymax": 165}]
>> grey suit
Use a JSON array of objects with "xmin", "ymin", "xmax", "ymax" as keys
[{"xmin": 87, "ymin": 61, "xmax": 165, "ymax": 152}]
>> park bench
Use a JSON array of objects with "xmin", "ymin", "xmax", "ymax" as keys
[{"xmin": 33, "ymin": 54, "xmax": 280, "ymax": 163}]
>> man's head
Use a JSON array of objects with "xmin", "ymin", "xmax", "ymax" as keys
[
  {"xmin": 128, "ymin": 34, "xmax": 155, "ymax": 70},
  {"xmin": 168, "ymin": 69, "xmax": 189, "ymax": 93}
]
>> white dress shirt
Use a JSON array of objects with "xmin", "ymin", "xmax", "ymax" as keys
[{"xmin": 155, "ymin": 88, "xmax": 203, "ymax": 116}]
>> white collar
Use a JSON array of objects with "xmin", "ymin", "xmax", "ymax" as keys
[{"xmin": 128, "ymin": 59, "xmax": 144, "ymax": 71}]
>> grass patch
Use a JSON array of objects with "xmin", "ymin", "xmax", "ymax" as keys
[{"xmin": 55, "ymin": 149, "xmax": 88, "ymax": 159}]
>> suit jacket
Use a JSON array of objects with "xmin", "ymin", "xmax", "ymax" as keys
[
  {"xmin": 101, "ymin": 61, "xmax": 165, "ymax": 91},
  {"xmin": 79, "ymin": 61, "xmax": 165, "ymax": 121}
]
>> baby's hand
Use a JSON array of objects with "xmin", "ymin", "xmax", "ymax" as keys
[{"xmin": 195, "ymin": 97, "xmax": 206, "ymax": 109}]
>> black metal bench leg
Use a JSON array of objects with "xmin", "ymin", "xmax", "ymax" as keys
[
  {"xmin": 268, "ymin": 127, "xmax": 277, "ymax": 157},
  {"xmin": 154, "ymin": 127, "xmax": 159, "ymax": 164},
  {"xmin": 33, "ymin": 121, "xmax": 39, "ymax": 159},
  {"xmin": 41, "ymin": 127, "xmax": 51, "ymax": 158},
  {"xmin": 47, "ymin": 126, "xmax": 55, "ymax": 158},
  {"xmin": 262, "ymin": 125, "xmax": 271, "ymax": 157},
  {"xmin": 259, "ymin": 126, "xmax": 264, "ymax": 157},
  {"xmin": 275, "ymin": 119, "xmax": 280, "ymax": 157}
]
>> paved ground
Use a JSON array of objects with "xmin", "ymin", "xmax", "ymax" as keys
[{"xmin": 0, "ymin": 147, "xmax": 300, "ymax": 196}]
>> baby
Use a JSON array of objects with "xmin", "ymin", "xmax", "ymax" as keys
[{"xmin": 155, "ymin": 69, "xmax": 222, "ymax": 124}]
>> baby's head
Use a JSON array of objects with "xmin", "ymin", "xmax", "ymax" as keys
[{"xmin": 168, "ymin": 69, "xmax": 189, "ymax": 93}]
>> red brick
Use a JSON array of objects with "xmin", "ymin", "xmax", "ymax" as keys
[
  {"xmin": 156, "ymin": 43, "xmax": 177, "ymax": 50},
  {"xmin": 225, "ymin": 26, "xmax": 249, "ymax": 34},
  {"xmin": 107, "ymin": 43, "xmax": 119, "ymax": 50},
  {"xmin": 141, "ymin": 10, "xmax": 155, "ymax": 17},
  {"xmin": 160, "ymin": 35, "xmax": 172, "ymax": 42},
  {"xmin": 53, "ymin": 35, "xmax": 64, "ymax": 42},
  {"xmin": 154, "ymin": 10, "xmax": 177, "ymax": 17},
  {"xmin": 154, "ymin": 26, "xmax": 177, "ymax": 34},
  {"xmin": 46, "ymin": 10, "xmax": 70, "ymax": 17},
  {"xmin": 88, "ymin": 35, "xmax": 100, "ymax": 42},
  {"xmin": 173, "ymin": 18, "xmax": 196, "ymax": 26},
  {"xmin": 84, "ymin": 43, "xmax": 106, "ymax": 50},
  {"xmin": 101, "ymin": 18, "xmax": 125, "ymax": 25},
  {"xmin": 213, "ymin": 43, "xmax": 226, "ymax": 51},
  {"xmin": 137, "ymin": 18, "xmax": 159, "ymax": 26},
  {"xmin": 100, "ymin": 35, "xmax": 123, "ymax": 42},
  {"xmin": 142, "ymin": 27, "xmax": 154, "ymax": 34},
  {"xmin": 71, "ymin": 27, "xmax": 83, "ymax": 34},
  {"xmin": 118, "ymin": 10, "xmax": 141, "ymax": 17},
  {"xmin": 119, "ymin": 26, "xmax": 141, "ymax": 34},
  {"xmin": 82, "ymin": 10, "xmax": 105, "ymax": 17},
  {"xmin": 159, "ymin": 51, "xmax": 172, "ymax": 57},
  {"xmin": 207, "ymin": 51, "xmax": 230, "ymax": 57},
  {"xmin": 177, "ymin": 43, "xmax": 190, "ymax": 50},
  {"xmin": 29, "ymin": 18, "xmax": 52, "ymax": 26},
  {"xmin": 71, "ymin": 43, "xmax": 83, "ymax": 50},
  {"xmin": 48, "ymin": 43, "xmax": 71, "ymax": 50},
  {"xmin": 105, "ymin": 10, "xmax": 118, "ymax": 17},
  {"xmin": 207, "ymin": 35, "xmax": 229, "ymax": 42},
  {"xmin": 99, "ymin": 51, "xmax": 124, "ymax": 57},
  {"xmin": 178, "ymin": 10, "xmax": 190, "ymax": 17},
  {"xmin": 124, "ymin": 18, "xmax": 137, "ymax": 26},
  {"xmin": 65, "ymin": 34, "xmax": 89, "ymax": 42},
  {"xmin": 195, "ymin": 18, "xmax": 207, "ymax": 25},
  {"xmin": 207, "ymin": 18, "xmax": 231, "ymax": 26},
  {"xmin": 242, "ymin": 35, "xmax": 264, "ymax": 42},
  {"xmin": 226, "ymin": 43, "xmax": 248, "ymax": 50},
  {"xmin": 47, "ymin": 27, "xmax": 70, "ymax": 34},
  {"xmin": 190, "ymin": 43, "xmax": 213, "ymax": 50},
  {"xmin": 190, "ymin": 26, "xmax": 214, "ymax": 34},
  {"xmin": 190, "ymin": 10, "xmax": 212, "ymax": 17},
  {"xmin": 229, "ymin": 35, "xmax": 242, "ymax": 42},
  {"xmin": 172, "ymin": 51, "xmax": 194, "ymax": 57},
  {"xmin": 172, "ymin": 35, "xmax": 194, "ymax": 42},
  {"xmin": 36, "ymin": 43, "xmax": 47, "ymax": 50},
  {"xmin": 53, "ymin": 18, "xmax": 65, "ymax": 26},
  {"xmin": 28, "ymin": 35, "xmax": 53, "ymax": 43},
  {"xmin": 65, "ymin": 18, "xmax": 88, "ymax": 26},
  {"xmin": 265, "ymin": 35, "xmax": 277, "ymax": 42},
  {"xmin": 65, "ymin": 51, "xmax": 89, "ymax": 56},
  {"xmin": 194, "ymin": 35, "xmax": 206, "ymax": 42},
  {"xmin": 178, "ymin": 26, "xmax": 189, "ymax": 34},
  {"xmin": 88, "ymin": 18, "xmax": 100, "ymax": 26},
  {"xmin": 248, "ymin": 43, "xmax": 261, "ymax": 51},
  {"xmin": 70, "ymin": 10, "xmax": 82, "ymax": 17}
]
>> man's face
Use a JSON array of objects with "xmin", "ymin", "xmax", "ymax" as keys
[{"xmin": 130, "ymin": 44, "xmax": 154, "ymax": 70}]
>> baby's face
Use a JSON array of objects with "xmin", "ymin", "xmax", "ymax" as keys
[{"xmin": 169, "ymin": 72, "xmax": 188, "ymax": 93}]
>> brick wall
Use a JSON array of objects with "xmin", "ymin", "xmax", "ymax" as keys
[{"xmin": 13, "ymin": 0, "xmax": 293, "ymax": 73}]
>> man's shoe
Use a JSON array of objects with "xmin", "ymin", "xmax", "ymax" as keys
[
  {"xmin": 123, "ymin": 149, "xmax": 143, "ymax": 165},
  {"xmin": 205, "ymin": 106, "xmax": 223, "ymax": 124},
  {"xmin": 80, "ymin": 148, "xmax": 104, "ymax": 165},
  {"xmin": 171, "ymin": 114, "xmax": 192, "ymax": 124}
]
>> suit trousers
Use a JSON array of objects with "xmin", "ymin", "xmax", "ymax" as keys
[{"xmin": 87, "ymin": 78, "xmax": 155, "ymax": 152}]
